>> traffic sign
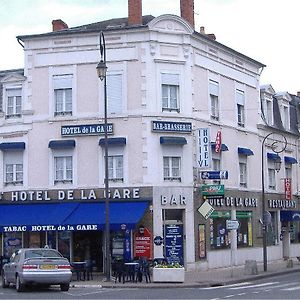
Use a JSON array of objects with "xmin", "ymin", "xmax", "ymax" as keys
[
  {"xmin": 201, "ymin": 171, "xmax": 228, "ymax": 180},
  {"xmin": 153, "ymin": 236, "xmax": 164, "ymax": 246},
  {"xmin": 226, "ymin": 220, "xmax": 240, "ymax": 230}
]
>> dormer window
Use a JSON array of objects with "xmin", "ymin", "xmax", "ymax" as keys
[
  {"xmin": 275, "ymin": 92, "xmax": 291, "ymax": 131},
  {"xmin": 281, "ymin": 104, "xmax": 289, "ymax": 129},
  {"xmin": 261, "ymin": 94, "xmax": 273, "ymax": 125}
]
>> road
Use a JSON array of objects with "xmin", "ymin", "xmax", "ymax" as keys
[{"xmin": 0, "ymin": 272, "xmax": 299, "ymax": 299}]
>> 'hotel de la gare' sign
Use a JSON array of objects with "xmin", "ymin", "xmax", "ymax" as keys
[{"xmin": 61, "ymin": 124, "xmax": 114, "ymax": 136}]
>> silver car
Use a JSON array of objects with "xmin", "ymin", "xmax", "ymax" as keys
[{"xmin": 2, "ymin": 248, "xmax": 72, "ymax": 292}]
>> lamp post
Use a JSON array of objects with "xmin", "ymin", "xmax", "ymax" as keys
[
  {"xmin": 96, "ymin": 31, "xmax": 110, "ymax": 281},
  {"xmin": 261, "ymin": 132, "xmax": 287, "ymax": 272}
]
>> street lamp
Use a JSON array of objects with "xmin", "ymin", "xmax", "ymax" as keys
[
  {"xmin": 96, "ymin": 31, "xmax": 110, "ymax": 281},
  {"xmin": 261, "ymin": 132, "xmax": 287, "ymax": 272}
]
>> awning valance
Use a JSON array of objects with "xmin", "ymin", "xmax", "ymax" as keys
[
  {"xmin": 211, "ymin": 143, "xmax": 228, "ymax": 151},
  {"xmin": 284, "ymin": 156, "xmax": 298, "ymax": 164},
  {"xmin": 48, "ymin": 140, "xmax": 76, "ymax": 149},
  {"xmin": 238, "ymin": 147, "xmax": 254, "ymax": 156},
  {"xmin": 99, "ymin": 137, "xmax": 126, "ymax": 147},
  {"xmin": 267, "ymin": 153, "xmax": 281, "ymax": 161},
  {"xmin": 0, "ymin": 142, "xmax": 25, "ymax": 151},
  {"xmin": 160, "ymin": 136, "xmax": 187, "ymax": 145},
  {"xmin": 0, "ymin": 201, "xmax": 148, "ymax": 232}
]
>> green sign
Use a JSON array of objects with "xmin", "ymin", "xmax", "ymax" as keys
[{"xmin": 201, "ymin": 184, "xmax": 224, "ymax": 196}]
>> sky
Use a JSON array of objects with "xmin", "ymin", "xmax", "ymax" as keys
[{"xmin": 0, "ymin": 0, "xmax": 299, "ymax": 94}]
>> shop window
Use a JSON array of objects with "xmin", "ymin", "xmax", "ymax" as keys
[
  {"xmin": 209, "ymin": 211, "xmax": 253, "ymax": 250},
  {"xmin": 266, "ymin": 211, "xmax": 278, "ymax": 245},
  {"xmin": 290, "ymin": 222, "xmax": 300, "ymax": 244}
]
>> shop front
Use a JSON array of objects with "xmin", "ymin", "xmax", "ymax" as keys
[{"xmin": 0, "ymin": 187, "xmax": 152, "ymax": 271}]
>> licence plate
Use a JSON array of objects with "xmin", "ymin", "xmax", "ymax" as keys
[{"xmin": 40, "ymin": 264, "xmax": 56, "ymax": 270}]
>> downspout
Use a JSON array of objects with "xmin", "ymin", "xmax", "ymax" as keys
[{"xmin": 17, "ymin": 38, "xmax": 24, "ymax": 48}]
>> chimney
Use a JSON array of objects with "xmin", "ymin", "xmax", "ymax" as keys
[
  {"xmin": 297, "ymin": 91, "xmax": 300, "ymax": 97},
  {"xmin": 180, "ymin": 0, "xmax": 194, "ymax": 28},
  {"xmin": 52, "ymin": 19, "xmax": 68, "ymax": 32},
  {"xmin": 128, "ymin": 0, "xmax": 142, "ymax": 26}
]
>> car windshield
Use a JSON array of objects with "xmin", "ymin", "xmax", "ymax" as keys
[{"xmin": 25, "ymin": 249, "xmax": 62, "ymax": 259}]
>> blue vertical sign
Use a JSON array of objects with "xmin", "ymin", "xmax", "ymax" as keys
[
  {"xmin": 165, "ymin": 224, "xmax": 184, "ymax": 265},
  {"xmin": 124, "ymin": 230, "xmax": 131, "ymax": 262}
]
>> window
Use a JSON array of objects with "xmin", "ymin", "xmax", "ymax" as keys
[
  {"xmin": 209, "ymin": 80, "xmax": 219, "ymax": 120},
  {"xmin": 163, "ymin": 156, "xmax": 181, "ymax": 181},
  {"xmin": 108, "ymin": 155, "xmax": 123, "ymax": 182},
  {"xmin": 54, "ymin": 156, "xmax": 72, "ymax": 184},
  {"xmin": 263, "ymin": 96, "xmax": 273, "ymax": 125},
  {"xmin": 268, "ymin": 166, "xmax": 276, "ymax": 190},
  {"xmin": 161, "ymin": 73, "xmax": 180, "ymax": 112},
  {"xmin": 236, "ymin": 89, "xmax": 245, "ymax": 126},
  {"xmin": 282, "ymin": 105, "xmax": 289, "ymax": 129},
  {"xmin": 6, "ymin": 88, "xmax": 22, "ymax": 118},
  {"xmin": 285, "ymin": 164, "xmax": 292, "ymax": 179},
  {"xmin": 212, "ymin": 157, "xmax": 221, "ymax": 184},
  {"xmin": 239, "ymin": 156, "xmax": 247, "ymax": 188},
  {"xmin": 53, "ymin": 75, "xmax": 72, "ymax": 116},
  {"xmin": 107, "ymin": 74, "xmax": 122, "ymax": 114},
  {"xmin": 3, "ymin": 151, "xmax": 23, "ymax": 185}
]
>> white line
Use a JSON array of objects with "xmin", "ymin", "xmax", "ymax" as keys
[
  {"xmin": 224, "ymin": 295, "xmax": 235, "ymax": 298},
  {"xmin": 202, "ymin": 282, "xmax": 252, "ymax": 289},
  {"xmin": 282, "ymin": 286, "xmax": 300, "ymax": 291},
  {"xmin": 229, "ymin": 281, "xmax": 279, "ymax": 290}
]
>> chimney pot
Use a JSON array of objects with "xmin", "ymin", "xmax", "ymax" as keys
[
  {"xmin": 200, "ymin": 26, "xmax": 205, "ymax": 34},
  {"xmin": 180, "ymin": 0, "xmax": 194, "ymax": 28},
  {"xmin": 128, "ymin": 0, "xmax": 142, "ymax": 26},
  {"xmin": 52, "ymin": 19, "xmax": 68, "ymax": 32},
  {"xmin": 297, "ymin": 91, "xmax": 300, "ymax": 97}
]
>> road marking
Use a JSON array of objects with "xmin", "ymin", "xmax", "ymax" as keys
[
  {"xmin": 282, "ymin": 286, "xmax": 300, "ymax": 291},
  {"xmin": 202, "ymin": 282, "xmax": 252, "ymax": 289},
  {"xmin": 229, "ymin": 281, "xmax": 279, "ymax": 289}
]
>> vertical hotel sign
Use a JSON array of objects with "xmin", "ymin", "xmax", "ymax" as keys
[
  {"xmin": 285, "ymin": 178, "xmax": 292, "ymax": 200},
  {"xmin": 197, "ymin": 128, "xmax": 211, "ymax": 168}
]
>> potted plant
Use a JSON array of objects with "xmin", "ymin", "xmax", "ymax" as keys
[{"xmin": 152, "ymin": 262, "xmax": 185, "ymax": 283}]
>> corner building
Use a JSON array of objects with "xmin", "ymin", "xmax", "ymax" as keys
[{"xmin": 2, "ymin": 0, "xmax": 297, "ymax": 272}]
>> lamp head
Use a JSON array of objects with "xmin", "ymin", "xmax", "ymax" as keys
[{"xmin": 96, "ymin": 60, "xmax": 107, "ymax": 81}]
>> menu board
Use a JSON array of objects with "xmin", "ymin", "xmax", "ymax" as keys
[{"xmin": 165, "ymin": 224, "xmax": 184, "ymax": 265}]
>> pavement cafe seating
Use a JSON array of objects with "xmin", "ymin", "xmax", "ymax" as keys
[
  {"xmin": 71, "ymin": 261, "xmax": 93, "ymax": 281},
  {"xmin": 112, "ymin": 258, "xmax": 151, "ymax": 283}
]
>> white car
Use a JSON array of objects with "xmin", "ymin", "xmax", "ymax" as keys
[{"xmin": 2, "ymin": 248, "xmax": 72, "ymax": 292}]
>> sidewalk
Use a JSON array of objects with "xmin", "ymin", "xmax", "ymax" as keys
[{"xmin": 71, "ymin": 258, "xmax": 300, "ymax": 289}]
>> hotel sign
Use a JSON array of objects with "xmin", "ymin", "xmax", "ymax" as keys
[
  {"xmin": 152, "ymin": 121, "xmax": 192, "ymax": 133},
  {"xmin": 61, "ymin": 124, "xmax": 114, "ymax": 136}
]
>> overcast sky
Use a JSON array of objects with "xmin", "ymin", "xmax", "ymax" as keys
[{"xmin": 0, "ymin": 0, "xmax": 299, "ymax": 94}]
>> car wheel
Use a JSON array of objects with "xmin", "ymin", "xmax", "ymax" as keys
[
  {"xmin": 16, "ymin": 274, "xmax": 25, "ymax": 292},
  {"xmin": 2, "ymin": 273, "xmax": 9, "ymax": 288},
  {"xmin": 60, "ymin": 283, "xmax": 70, "ymax": 291}
]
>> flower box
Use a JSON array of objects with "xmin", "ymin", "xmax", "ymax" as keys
[{"xmin": 152, "ymin": 267, "xmax": 185, "ymax": 283}]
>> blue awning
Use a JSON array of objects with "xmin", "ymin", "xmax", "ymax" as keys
[
  {"xmin": 0, "ymin": 142, "xmax": 25, "ymax": 151},
  {"xmin": 211, "ymin": 143, "xmax": 228, "ymax": 151},
  {"xmin": 280, "ymin": 211, "xmax": 300, "ymax": 221},
  {"xmin": 267, "ymin": 153, "xmax": 281, "ymax": 161},
  {"xmin": 48, "ymin": 140, "xmax": 76, "ymax": 149},
  {"xmin": 0, "ymin": 201, "xmax": 149, "ymax": 232},
  {"xmin": 238, "ymin": 147, "xmax": 254, "ymax": 156},
  {"xmin": 0, "ymin": 203, "xmax": 79, "ymax": 232},
  {"xmin": 160, "ymin": 136, "xmax": 187, "ymax": 145},
  {"xmin": 63, "ymin": 201, "xmax": 149, "ymax": 231},
  {"xmin": 99, "ymin": 137, "xmax": 126, "ymax": 147},
  {"xmin": 284, "ymin": 156, "xmax": 298, "ymax": 164}
]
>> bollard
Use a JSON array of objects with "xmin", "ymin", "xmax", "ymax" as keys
[{"xmin": 287, "ymin": 259, "xmax": 293, "ymax": 268}]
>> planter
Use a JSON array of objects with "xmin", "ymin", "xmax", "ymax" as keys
[{"xmin": 152, "ymin": 267, "xmax": 185, "ymax": 283}]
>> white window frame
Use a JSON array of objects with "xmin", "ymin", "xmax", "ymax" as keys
[
  {"xmin": 108, "ymin": 155, "xmax": 123, "ymax": 182},
  {"xmin": 3, "ymin": 151, "xmax": 23, "ymax": 186},
  {"xmin": 209, "ymin": 80, "xmax": 219, "ymax": 120},
  {"xmin": 54, "ymin": 156, "xmax": 73, "ymax": 184},
  {"xmin": 161, "ymin": 73, "xmax": 180, "ymax": 112},
  {"xmin": 6, "ymin": 88, "xmax": 22, "ymax": 118},
  {"xmin": 163, "ymin": 156, "xmax": 181, "ymax": 181},
  {"xmin": 268, "ymin": 163, "xmax": 276, "ymax": 190},
  {"xmin": 285, "ymin": 164, "xmax": 292, "ymax": 179},
  {"xmin": 263, "ymin": 95, "xmax": 273, "ymax": 125},
  {"xmin": 212, "ymin": 156, "xmax": 221, "ymax": 184},
  {"xmin": 236, "ymin": 89, "xmax": 245, "ymax": 126},
  {"xmin": 107, "ymin": 73, "xmax": 122, "ymax": 115},
  {"xmin": 282, "ymin": 104, "xmax": 289, "ymax": 129},
  {"xmin": 239, "ymin": 155, "xmax": 247, "ymax": 188},
  {"xmin": 53, "ymin": 74, "xmax": 73, "ymax": 117}
]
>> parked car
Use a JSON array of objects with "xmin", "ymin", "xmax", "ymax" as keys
[{"xmin": 1, "ymin": 248, "xmax": 72, "ymax": 292}]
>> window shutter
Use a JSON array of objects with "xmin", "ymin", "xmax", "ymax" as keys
[
  {"xmin": 107, "ymin": 74, "xmax": 122, "ymax": 114},
  {"xmin": 53, "ymin": 75, "xmax": 72, "ymax": 89},
  {"xmin": 209, "ymin": 80, "xmax": 219, "ymax": 96},
  {"xmin": 4, "ymin": 151, "xmax": 23, "ymax": 164},
  {"xmin": 161, "ymin": 73, "xmax": 179, "ymax": 85},
  {"xmin": 236, "ymin": 90, "xmax": 245, "ymax": 105}
]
